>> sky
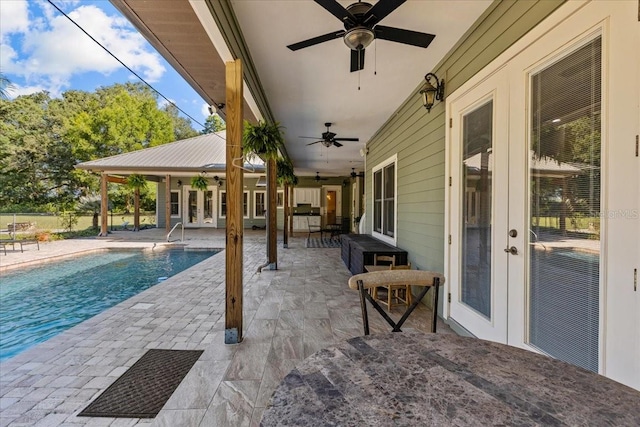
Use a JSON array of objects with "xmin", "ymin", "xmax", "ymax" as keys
[{"xmin": 0, "ymin": 0, "xmax": 210, "ymax": 131}]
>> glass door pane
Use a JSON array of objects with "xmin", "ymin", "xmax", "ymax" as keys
[
  {"xmin": 204, "ymin": 190, "xmax": 214, "ymax": 224},
  {"xmin": 528, "ymin": 37, "xmax": 601, "ymax": 372},
  {"xmin": 461, "ymin": 100, "xmax": 493, "ymax": 319},
  {"xmin": 187, "ymin": 190, "xmax": 198, "ymax": 225}
]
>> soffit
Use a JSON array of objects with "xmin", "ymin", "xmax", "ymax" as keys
[{"xmin": 111, "ymin": 0, "xmax": 493, "ymax": 177}]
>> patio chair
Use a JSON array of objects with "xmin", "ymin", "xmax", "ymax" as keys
[
  {"xmin": 370, "ymin": 254, "xmax": 395, "ymax": 300},
  {"xmin": 348, "ymin": 269, "xmax": 444, "ymax": 334},
  {"xmin": 381, "ymin": 263, "xmax": 413, "ymax": 310},
  {"xmin": 307, "ymin": 217, "xmax": 323, "ymax": 239}
]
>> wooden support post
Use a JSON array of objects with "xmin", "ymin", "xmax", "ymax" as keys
[
  {"xmin": 100, "ymin": 173, "xmax": 109, "ymax": 236},
  {"xmin": 225, "ymin": 59, "xmax": 244, "ymax": 344},
  {"xmin": 283, "ymin": 183, "xmax": 289, "ymax": 248},
  {"xmin": 289, "ymin": 185, "xmax": 294, "ymax": 236},
  {"xmin": 267, "ymin": 158, "xmax": 277, "ymax": 267},
  {"xmin": 134, "ymin": 188, "xmax": 140, "ymax": 231},
  {"xmin": 165, "ymin": 174, "xmax": 172, "ymax": 234}
]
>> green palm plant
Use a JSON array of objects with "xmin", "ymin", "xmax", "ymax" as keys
[
  {"xmin": 242, "ymin": 120, "xmax": 284, "ymax": 161},
  {"xmin": 126, "ymin": 174, "xmax": 147, "ymax": 231},
  {"xmin": 0, "ymin": 72, "xmax": 13, "ymax": 100}
]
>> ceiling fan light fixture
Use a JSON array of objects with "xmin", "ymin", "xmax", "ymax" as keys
[{"xmin": 343, "ymin": 26, "xmax": 375, "ymax": 50}]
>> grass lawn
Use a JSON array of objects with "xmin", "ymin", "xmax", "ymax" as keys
[{"xmin": 0, "ymin": 213, "xmax": 156, "ymax": 240}]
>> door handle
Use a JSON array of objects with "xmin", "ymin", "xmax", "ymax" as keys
[{"xmin": 504, "ymin": 246, "xmax": 518, "ymax": 255}]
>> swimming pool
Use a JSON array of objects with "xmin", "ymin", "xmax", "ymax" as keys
[{"xmin": 0, "ymin": 249, "xmax": 219, "ymax": 361}]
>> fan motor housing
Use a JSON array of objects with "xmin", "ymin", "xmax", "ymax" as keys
[{"xmin": 346, "ymin": 2, "xmax": 373, "ymax": 20}]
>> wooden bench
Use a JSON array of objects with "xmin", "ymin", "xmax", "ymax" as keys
[
  {"xmin": 7, "ymin": 222, "xmax": 36, "ymax": 232},
  {"xmin": 0, "ymin": 239, "xmax": 39, "ymax": 255}
]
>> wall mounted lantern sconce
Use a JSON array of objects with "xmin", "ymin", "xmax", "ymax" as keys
[
  {"xmin": 419, "ymin": 73, "xmax": 445, "ymax": 113},
  {"xmin": 177, "ymin": 180, "xmax": 182, "ymax": 187},
  {"xmin": 213, "ymin": 176, "xmax": 224, "ymax": 187}
]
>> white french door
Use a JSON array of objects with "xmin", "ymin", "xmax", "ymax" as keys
[
  {"xmin": 447, "ymin": 1, "xmax": 639, "ymax": 387},
  {"xmin": 448, "ymin": 74, "xmax": 510, "ymax": 343},
  {"xmin": 183, "ymin": 186, "xmax": 217, "ymax": 227}
]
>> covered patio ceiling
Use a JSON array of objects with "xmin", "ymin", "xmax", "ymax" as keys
[{"xmin": 110, "ymin": 0, "xmax": 492, "ymax": 177}]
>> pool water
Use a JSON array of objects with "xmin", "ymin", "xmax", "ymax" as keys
[{"xmin": 0, "ymin": 249, "xmax": 219, "ymax": 361}]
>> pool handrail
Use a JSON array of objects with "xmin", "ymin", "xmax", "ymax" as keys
[{"xmin": 167, "ymin": 222, "xmax": 184, "ymax": 242}]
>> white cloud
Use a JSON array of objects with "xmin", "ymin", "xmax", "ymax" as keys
[
  {"xmin": 2, "ymin": 2, "xmax": 165, "ymax": 95},
  {"xmin": 6, "ymin": 82, "xmax": 48, "ymax": 98},
  {"xmin": 201, "ymin": 103, "xmax": 212, "ymax": 118},
  {"xmin": 0, "ymin": 0, "xmax": 29, "ymax": 34}
]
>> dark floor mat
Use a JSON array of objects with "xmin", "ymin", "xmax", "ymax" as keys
[
  {"xmin": 79, "ymin": 349, "xmax": 203, "ymax": 418},
  {"xmin": 305, "ymin": 237, "xmax": 341, "ymax": 248}
]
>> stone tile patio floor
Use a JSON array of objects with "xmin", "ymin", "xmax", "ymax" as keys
[{"xmin": 0, "ymin": 229, "xmax": 451, "ymax": 426}]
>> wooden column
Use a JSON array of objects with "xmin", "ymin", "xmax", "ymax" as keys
[
  {"xmin": 133, "ymin": 188, "xmax": 140, "ymax": 231},
  {"xmin": 225, "ymin": 59, "xmax": 244, "ymax": 344},
  {"xmin": 267, "ymin": 158, "xmax": 277, "ymax": 267},
  {"xmin": 100, "ymin": 173, "xmax": 109, "ymax": 236},
  {"xmin": 289, "ymin": 185, "xmax": 294, "ymax": 235},
  {"xmin": 165, "ymin": 174, "xmax": 172, "ymax": 234},
  {"xmin": 283, "ymin": 183, "xmax": 289, "ymax": 248}
]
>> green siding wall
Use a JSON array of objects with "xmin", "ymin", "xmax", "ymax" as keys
[{"xmin": 365, "ymin": 0, "xmax": 565, "ymax": 273}]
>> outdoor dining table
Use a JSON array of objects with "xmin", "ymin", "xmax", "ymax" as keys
[{"xmin": 260, "ymin": 331, "xmax": 640, "ymax": 426}]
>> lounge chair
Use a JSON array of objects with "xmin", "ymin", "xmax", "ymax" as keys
[{"xmin": 0, "ymin": 239, "xmax": 39, "ymax": 254}]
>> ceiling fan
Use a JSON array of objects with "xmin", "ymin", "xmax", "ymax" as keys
[
  {"xmin": 350, "ymin": 168, "xmax": 365, "ymax": 178},
  {"xmin": 301, "ymin": 122, "xmax": 359, "ymax": 148},
  {"xmin": 287, "ymin": 0, "xmax": 435, "ymax": 72},
  {"xmin": 315, "ymin": 172, "xmax": 329, "ymax": 182}
]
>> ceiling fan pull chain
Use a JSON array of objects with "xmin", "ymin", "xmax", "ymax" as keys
[{"xmin": 374, "ymin": 39, "xmax": 377, "ymax": 76}]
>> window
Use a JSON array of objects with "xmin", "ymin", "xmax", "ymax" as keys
[
  {"xmin": 219, "ymin": 191, "xmax": 249, "ymax": 218},
  {"xmin": 277, "ymin": 190, "xmax": 284, "ymax": 208},
  {"xmin": 254, "ymin": 191, "xmax": 266, "ymax": 218},
  {"xmin": 372, "ymin": 155, "xmax": 396, "ymax": 243},
  {"xmin": 170, "ymin": 191, "xmax": 180, "ymax": 217},
  {"xmin": 219, "ymin": 191, "xmax": 226, "ymax": 218}
]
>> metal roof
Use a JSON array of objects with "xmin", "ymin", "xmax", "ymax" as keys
[{"xmin": 76, "ymin": 131, "xmax": 265, "ymax": 174}]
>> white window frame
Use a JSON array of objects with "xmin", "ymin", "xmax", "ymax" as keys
[
  {"xmin": 254, "ymin": 191, "xmax": 266, "ymax": 218},
  {"xmin": 170, "ymin": 190, "xmax": 181, "ymax": 218},
  {"xmin": 371, "ymin": 154, "xmax": 397, "ymax": 245},
  {"xmin": 219, "ymin": 190, "xmax": 226, "ymax": 218},
  {"xmin": 219, "ymin": 190, "xmax": 250, "ymax": 219}
]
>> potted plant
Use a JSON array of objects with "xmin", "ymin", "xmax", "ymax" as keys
[
  {"xmin": 276, "ymin": 158, "xmax": 298, "ymax": 186},
  {"xmin": 190, "ymin": 175, "xmax": 209, "ymax": 191},
  {"xmin": 242, "ymin": 120, "xmax": 284, "ymax": 161}
]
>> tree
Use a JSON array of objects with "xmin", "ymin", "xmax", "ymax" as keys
[
  {"xmin": 1, "ymin": 82, "xmax": 197, "ymax": 212},
  {"xmin": 164, "ymin": 103, "xmax": 199, "ymax": 140},
  {"xmin": 126, "ymin": 174, "xmax": 147, "ymax": 231},
  {"xmin": 68, "ymin": 83, "xmax": 175, "ymax": 160},
  {"xmin": 0, "ymin": 92, "xmax": 81, "ymax": 210},
  {"xmin": 202, "ymin": 114, "xmax": 226, "ymax": 134}
]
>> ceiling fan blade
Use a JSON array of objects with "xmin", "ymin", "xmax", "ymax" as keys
[
  {"xmin": 313, "ymin": 0, "xmax": 357, "ymax": 25},
  {"xmin": 333, "ymin": 141, "xmax": 343, "ymax": 147},
  {"xmin": 374, "ymin": 25, "xmax": 435, "ymax": 48},
  {"xmin": 299, "ymin": 136, "xmax": 322, "ymax": 139},
  {"xmin": 333, "ymin": 137, "xmax": 359, "ymax": 141},
  {"xmin": 306, "ymin": 141, "xmax": 322, "ymax": 146},
  {"xmin": 363, "ymin": 0, "xmax": 406, "ymax": 26},
  {"xmin": 350, "ymin": 49, "xmax": 365, "ymax": 72},
  {"xmin": 287, "ymin": 30, "xmax": 345, "ymax": 51}
]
